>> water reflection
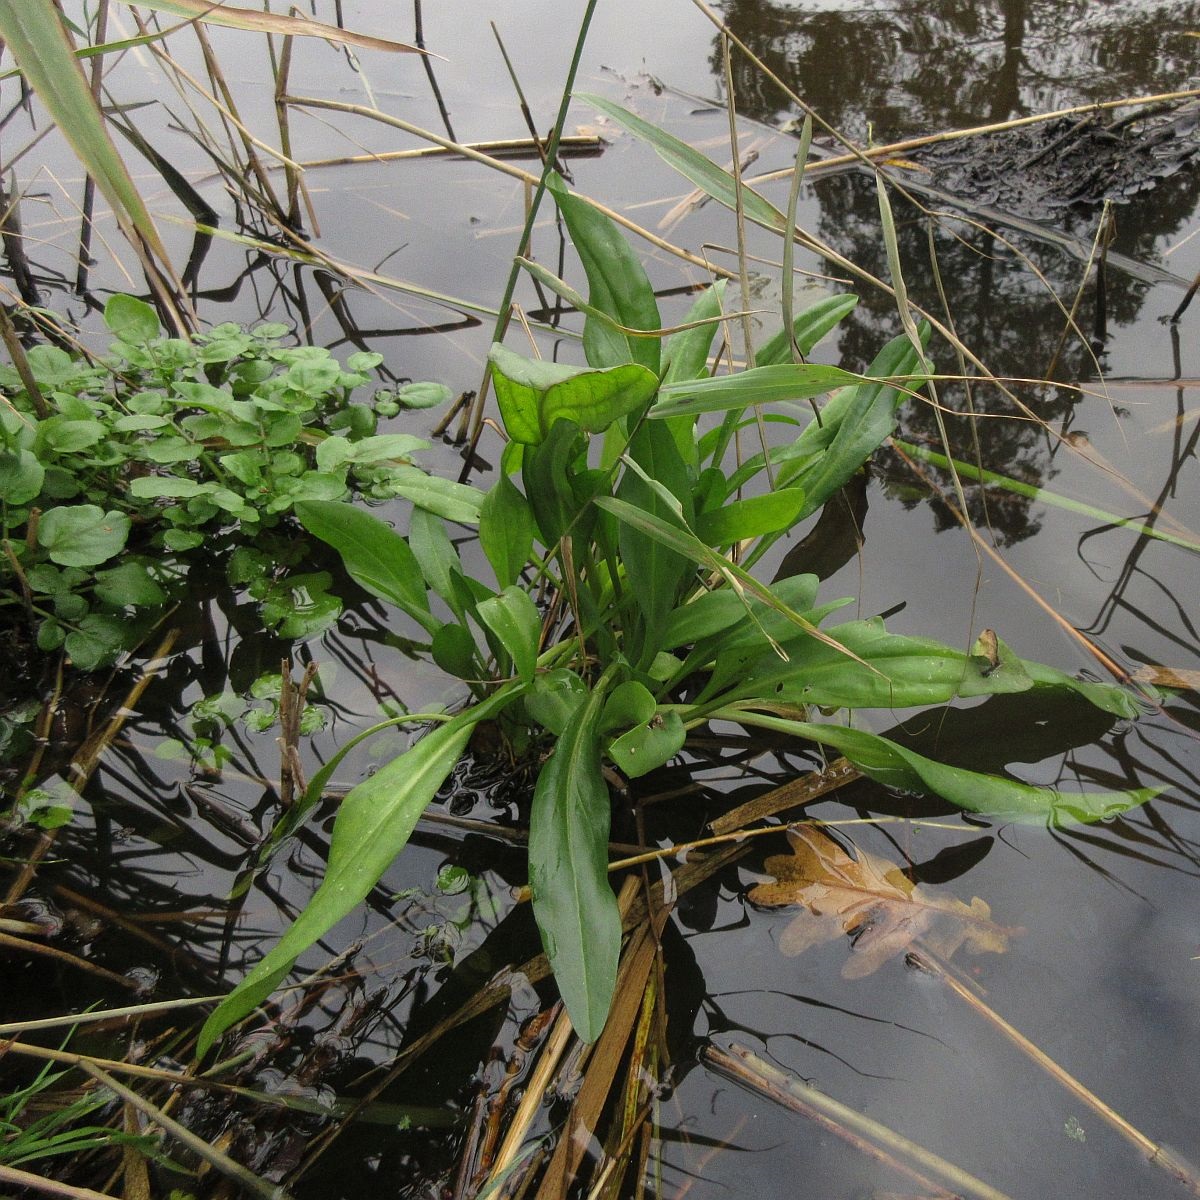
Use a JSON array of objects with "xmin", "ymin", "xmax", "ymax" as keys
[{"xmin": 716, "ymin": 0, "xmax": 1200, "ymax": 136}]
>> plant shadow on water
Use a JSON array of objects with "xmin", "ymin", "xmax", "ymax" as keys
[{"xmin": 1, "ymin": 1, "xmax": 1200, "ymax": 1198}]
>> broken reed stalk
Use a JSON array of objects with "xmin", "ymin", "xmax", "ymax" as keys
[
  {"xmin": 593, "ymin": 971, "xmax": 660, "ymax": 1199},
  {"xmin": 710, "ymin": 757, "xmax": 859, "ymax": 833},
  {"xmin": 0, "ymin": 930, "xmax": 146, "ymax": 991},
  {"xmin": 534, "ymin": 878, "xmax": 662, "ymax": 1199},
  {"xmin": 273, "ymin": 31, "xmax": 302, "ymax": 229},
  {"xmin": 0, "ymin": 300, "xmax": 47, "ymax": 417},
  {"xmin": 0, "ymin": 996, "xmax": 221, "ymax": 1037},
  {"xmin": 483, "ymin": 1006, "xmax": 575, "ymax": 1195},
  {"xmin": 909, "ymin": 950, "xmax": 1200, "ymax": 1195},
  {"xmin": 704, "ymin": 1043, "xmax": 1013, "ymax": 1200},
  {"xmin": 0, "ymin": 1038, "xmax": 390, "ymax": 1126},
  {"xmin": 277, "ymin": 658, "xmax": 318, "ymax": 809},
  {"xmin": 294, "ymin": 136, "xmax": 602, "ymax": 170}
]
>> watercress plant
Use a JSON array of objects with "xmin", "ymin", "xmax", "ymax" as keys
[{"xmin": 0, "ymin": 298, "xmax": 464, "ymax": 666}]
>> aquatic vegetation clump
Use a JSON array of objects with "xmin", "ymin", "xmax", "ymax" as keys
[
  {"xmin": 0, "ymin": 296, "xmax": 457, "ymax": 666},
  {"xmin": 196, "ymin": 178, "xmax": 1155, "ymax": 1055}
]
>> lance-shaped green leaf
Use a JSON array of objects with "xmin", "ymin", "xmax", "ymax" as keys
[
  {"xmin": 431, "ymin": 622, "xmax": 479, "ymax": 679},
  {"xmin": 529, "ymin": 678, "xmax": 621, "ymax": 1042},
  {"xmin": 715, "ymin": 709, "xmax": 1160, "ymax": 827},
  {"xmin": 696, "ymin": 487, "xmax": 807, "ymax": 547},
  {"xmin": 198, "ymin": 686, "xmax": 523, "ymax": 1056},
  {"xmin": 385, "ymin": 467, "xmax": 483, "ymax": 525},
  {"xmin": 546, "ymin": 172, "xmax": 661, "ymax": 373},
  {"xmin": 776, "ymin": 327, "xmax": 929, "ymax": 525},
  {"xmin": 295, "ymin": 499, "xmax": 436, "ymax": 636},
  {"xmin": 662, "ymin": 281, "xmax": 728, "ymax": 387},
  {"xmin": 661, "ymin": 574, "xmax": 821, "ymax": 651},
  {"xmin": 578, "ymin": 94, "xmax": 785, "ymax": 233},
  {"xmin": 660, "ymin": 281, "xmax": 727, "ymax": 468},
  {"xmin": 478, "ymin": 587, "xmax": 542, "ymax": 682},
  {"xmin": 617, "ymin": 422, "xmax": 694, "ymax": 662},
  {"xmin": 122, "ymin": 1, "xmax": 421, "ymax": 52},
  {"xmin": 716, "ymin": 618, "xmax": 1037, "ymax": 711},
  {"xmin": 596, "ymin": 496, "xmax": 845, "ymax": 655},
  {"xmin": 407, "ymin": 507, "xmax": 473, "ymax": 629},
  {"xmin": 0, "ymin": 0, "xmax": 173, "ymax": 269},
  {"xmin": 652, "ymin": 363, "xmax": 866, "ymax": 418},
  {"xmin": 479, "ymin": 467, "xmax": 535, "ymax": 591},
  {"xmin": 756, "ymin": 295, "xmax": 859, "ymax": 366},
  {"xmin": 489, "ymin": 344, "xmax": 658, "ymax": 445}
]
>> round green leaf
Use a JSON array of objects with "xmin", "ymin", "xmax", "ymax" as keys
[
  {"xmin": 396, "ymin": 381, "xmax": 453, "ymax": 409},
  {"xmin": 0, "ymin": 449, "xmax": 45, "ymax": 505},
  {"xmin": 104, "ymin": 294, "xmax": 161, "ymax": 345},
  {"xmin": 38, "ymin": 505, "xmax": 130, "ymax": 567}
]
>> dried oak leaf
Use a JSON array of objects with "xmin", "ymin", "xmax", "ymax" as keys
[{"xmin": 748, "ymin": 827, "xmax": 1016, "ymax": 978}]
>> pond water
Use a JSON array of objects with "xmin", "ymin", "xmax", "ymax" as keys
[{"xmin": 4, "ymin": 2, "xmax": 1200, "ymax": 1198}]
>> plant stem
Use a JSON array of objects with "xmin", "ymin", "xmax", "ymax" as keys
[{"xmin": 462, "ymin": 0, "xmax": 600, "ymax": 444}]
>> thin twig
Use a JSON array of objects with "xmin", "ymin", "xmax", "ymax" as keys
[{"xmin": 0, "ymin": 930, "xmax": 145, "ymax": 991}]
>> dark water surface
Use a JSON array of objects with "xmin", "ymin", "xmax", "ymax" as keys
[{"xmin": 4, "ymin": 2, "xmax": 1200, "ymax": 1197}]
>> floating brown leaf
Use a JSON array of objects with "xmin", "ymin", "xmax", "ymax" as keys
[
  {"xmin": 1131, "ymin": 664, "xmax": 1200, "ymax": 692},
  {"xmin": 748, "ymin": 827, "xmax": 1016, "ymax": 978}
]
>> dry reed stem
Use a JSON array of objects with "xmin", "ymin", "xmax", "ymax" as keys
[
  {"xmin": 0, "ymin": 996, "xmax": 221, "ymax": 1037},
  {"xmin": 0, "ymin": 1164, "xmax": 122, "ymax": 1200},
  {"xmin": 705, "ymin": 1043, "xmax": 1012, "ymax": 1200},
  {"xmin": 909, "ymin": 950, "xmax": 1200, "ymax": 1195},
  {"xmin": 709, "ymin": 757, "xmax": 859, "ymax": 833},
  {"xmin": 280, "ymin": 95, "xmax": 737, "ymax": 283},
  {"xmin": 535, "ymin": 878, "xmax": 662, "ymax": 1199},
  {"xmin": 482, "ymin": 1006, "xmax": 575, "ymax": 1194},
  {"xmin": 294, "ymin": 135, "xmax": 602, "ymax": 169}
]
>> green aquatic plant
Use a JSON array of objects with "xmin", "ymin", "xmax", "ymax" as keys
[
  {"xmin": 197, "ymin": 174, "xmax": 1155, "ymax": 1055},
  {"xmin": 0, "ymin": 296, "xmax": 459, "ymax": 666}
]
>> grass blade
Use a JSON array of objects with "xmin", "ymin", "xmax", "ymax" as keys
[
  {"xmin": 0, "ymin": 0, "xmax": 173, "ymax": 270},
  {"xmin": 124, "ymin": 0, "xmax": 423, "ymax": 53},
  {"xmin": 578, "ymin": 92, "xmax": 785, "ymax": 232}
]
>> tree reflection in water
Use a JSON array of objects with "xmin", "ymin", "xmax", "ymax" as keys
[{"xmin": 704, "ymin": 0, "xmax": 1200, "ymax": 546}]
